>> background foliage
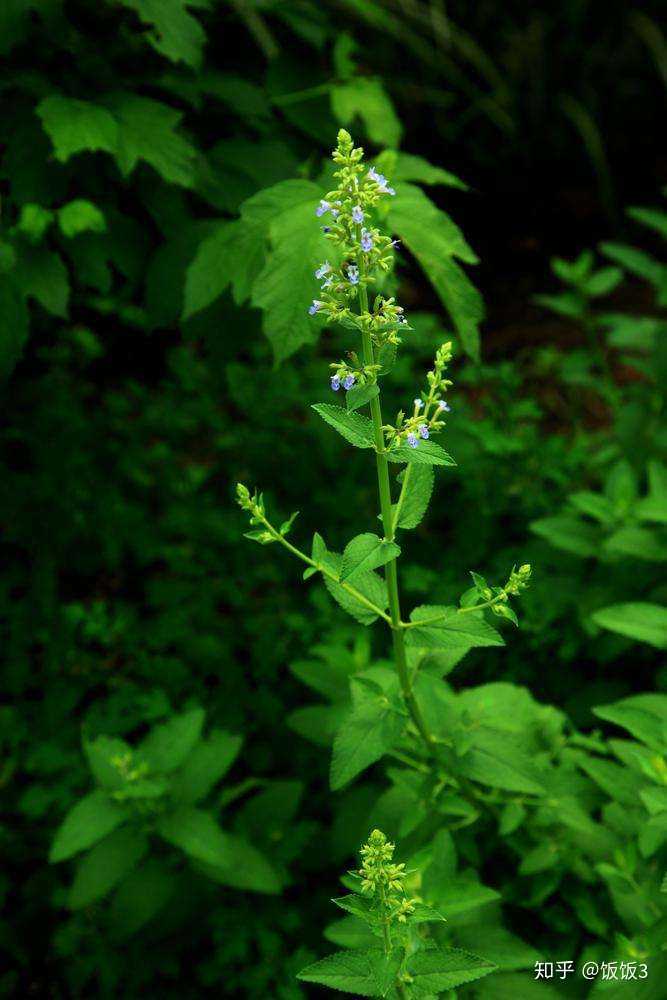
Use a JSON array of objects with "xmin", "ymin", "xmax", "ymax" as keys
[{"xmin": 1, "ymin": 0, "xmax": 666, "ymax": 996}]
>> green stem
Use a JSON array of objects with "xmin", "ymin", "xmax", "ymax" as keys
[
  {"xmin": 258, "ymin": 514, "xmax": 393, "ymax": 625},
  {"xmin": 358, "ymin": 284, "xmax": 434, "ymax": 751},
  {"xmin": 391, "ymin": 463, "xmax": 413, "ymax": 535},
  {"xmin": 401, "ymin": 593, "xmax": 508, "ymax": 629}
]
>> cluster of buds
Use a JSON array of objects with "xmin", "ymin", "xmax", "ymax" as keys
[
  {"xmin": 308, "ymin": 129, "xmax": 406, "ymax": 345},
  {"xmin": 329, "ymin": 355, "xmax": 381, "ymax": 393},
  {"xmin": 504, "ymin": 563, "xmax": 532, "ymax": 596},
  {"xmin": 384, "ymin": 342, "xmax": 453, "ymax": 449},
  {"xmin": 108, "ymin": 751, "xmax": 167, "ymax": 813},
  {"xmin": 358, "ymin": 829, "xmax": 416, "ymax": 925},
  {"xmin": 470, "ymin": 564, "xmax": 532, "ymax": 625},
  {"xmin": 235, "ymin": 484, "xmax": 274, "ymax": 545}
]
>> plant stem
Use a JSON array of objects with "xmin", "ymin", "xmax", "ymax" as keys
[{"xmin": 358, "ymin": 284, "xmax": 434, "ymax": 751}]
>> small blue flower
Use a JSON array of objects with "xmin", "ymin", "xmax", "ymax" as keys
[
  {"xmin": 331, "ymin": 374, "xmax": 341, "ymax": 391},
  {"xmin": 316, "ymin": 199, "xmax": 331, "ymax": 217},
  {"xmin": 343, "ymin": 374, "xmax": 356, "ymax": 390},
  {"xmin": 308, "ymin": 300, "xmax": 322, "ymax": 315},
  {"xmin": 315, "ymin": 261, "xmax": 331, "ymax": 279},
  {"xmin": 438, "ymin": 400, "xmax": 451, "ymax": 412},
  {"xmin": 352, "ymin": 205, "xmax": 364, "ymax": 224},
  {"xmin": 321, "ymin": 276, "xmax": 333, "ymax": 289},
  {"xmin": 418, "ymin": 423, "xmax": 429, "ymax": 439},
  {"xmin": 347, "ymin": 265, "xmax": 359, "ymax": 285},
  {"xmin": 414, "ymin": 398, "xmax": 423, "ymax": 409},
  {"xmin": 407, "ymin": 432, "xmax": 419, "ymax": 448},
  {"xmin": 390, "ymin": 238, "xmax": 401, "ymax": 248},
  {"xmin": 361, "ymin": 229, "xmax": 373, "ymax": 252},
  {"xmin": 368, "ymin": 167, "xmax": 395, "ymax": 196},
  {"xmin": 322, "ymin": 226, "xmax": 331, "ymax": 233}
]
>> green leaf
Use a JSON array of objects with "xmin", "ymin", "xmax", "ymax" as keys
[
  {"xmin": 637, "ymin": 461, "xmax": 667, "ymax": 524},
  {"xmin": 68, "ymin": 828, "xmax": 148, "ymax": 910},
  {"xmin": 13, "ymin": 245, "xmax": 69, "ymax": 317},
  {"xmin": 346, "ymin": 382, "xmax": 379, "ymax": 411},
  {"xmin": 591, "ymin": 602, "xmax": 667, "ymax": 649},
  {"xmin": 110, "ymin": 93, "xmax": 196, "ymax": 187},
  {"xmin": 298, "ymin": 948, "xmax": 401, "ymax": 997},
  {"xmin": 58, "ymin": 200, "xmax": 106, "ymax": 238},
  {"xmin": 157, "ymin": 806, "xmax": 232, "ymax": 867},
  {"xmin": 251, "ymin": 195, "xmax": 332, "ymax": 363},
  {"xmin": 594, "ymin": 695, "xmax": 667, "ymax": 749},
  {"xmin": 406, "ymin": 605, "xmax": 504, "ymax": 650},
  {"xmin": 110, "ymin": 860, "xmax": 175, "ymax": 939},
  {"xmin": 0, "ymin": 277, "xmax": 28, "ymax": 380},
  {"xmin": 457, "ymin": 729, "xmax": 547, "ymax": 795},
  {"xmin": 83, "ymin": 735, "xmax": 132, "ymax": 790},
  {"xmin": 604, "ymin": 525, "xmax": 667, "ymax": 561},
  {"xmin": 387, "ymin": 439, "xmax": 456, "ymax": 467},
  {"xmin": 340, "ymin": 533, "xmax": 401, "ymax": 582},
  {"xmin": 585, "ymin": 266, "xmax": 622, "ymax": 296},
  {"xmin": 530, "ymin": 515, "xmax": 599, "ymax": 557},
  {"xmin": 396, "ymin": 465, "xmax": 434, "ymax": 529},
  {"xmin": 139, "ymin": 708, "xmax": 205, "ymax": 773},
  {"xmin": 17, "ymin": 204, "xmax": 53, "ymax": 242},
  {"xmin": 600, "ymin": 240, "xmax": 665, "ymax": 287},
  {"xmin": 331, "ymin": 77, "xmax": 402, "ymax": 148},
  {"xmin": 323, "ymin": 554, "xmax": 388, "ymax": 626},
  {"xmin": 388, "ymin": 183, "xmax": 483, "ymax": 360},
  {"xmin": 408, "ymin": 947, "xmax": 496, "ymax": 992},
  {"xmin": 628, "ymin": 205, "xmax": 667, "ymax": 239},
  {"xmin": 455, "ymin": 926, "xmax": 539, "ymax": 973},
  {"xmin": 312, "ymin": 403, "xmax": 375, "ymax": 449},
  {"xmin": 36, "ymin": 95, "xmax": 118, "ymax": 162},
  {"xmin": 182, "ymin": 221, "xmax": 239, "ymax": 319},
  {"xmin": 287, "ymin": 704, "xmax": 349, "ymax": 746},
  {"xmin": 392, "ymin": 151, "xmax": 468, "ymax": 190},
  {"xmin": 116, "ymin": 0, "xmax": 205, "ymax": 69},
  {"xmin": 50, "ymin": 791, "xmax": 126, "ymax": 862},
  {"xmin": 170, "ymin": 729, "xmax": 243, "ymax": 804},
  {"xmin": 330, "ymin": 696, "xmax": 403, "ymax": 790},
  {"xmin": 199, "ymin": 832, "xmax": 282, "ymax": 894}
]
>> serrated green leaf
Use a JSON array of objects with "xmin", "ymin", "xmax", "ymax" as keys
[
  {"xmin": 530, "ymin": 515, "xmax": 600, "ymax": 557},
  {"xmin": 346, "ymin": 382, "xmax": 379, "ymax": 411},
  {"xmin": 37, "ymin": 95, "xmax": 118, "ymax": 162},
  {"xmin": 406, "ymin": 605, "xmax": 504, "ymax": 649},
  {"xmin": 68, "ymin": 827, "xmax": 148, "ymax": 910},
  {"xmin": 387, "ymin": 439, "xmax": 456, "ymax": 466},
  {"xmin": 340, "ymin": 533, "xmax": 400, "ymax": 582},
  {"xmin": 396, "ymin": 465, "xmax": 434, "ymax": 529},
  {"xmin": 199, "ymin": 832, "xmax": 282, "ymax": 894},
  {"xmin": 408, "ymin": 947, "xmax": 496, "ymax": 992},
  {"xmin": 50, "ymin": 790, "xmax": 126, "ymax": 862},
  {"xmin": 457, "ymin": 729, "xmax": 547, "ymax": 795},
  {"xmin": 392, "ymin": 151, "xmax": 468, "ymax": 190},
  {"xmin": 157, "ymin": 806, "xmax": 232, "ymax": 867},
  {"xmin": 298, "ymin": 948, "xmax": 401, "ymax": 997},
  {"xmin": 110, "ymin": 93, "xmax": 196, "ymax": 187},
  {"xmin": 331, "ymin": 77, "xmax": 402, "ymax": 148},
  {"xmin": 330, "ymin": 696, "xmax": 403, "ymax": 790},
  {"xmin": 312, "ymin": 403, "xmax": 375, "ymax": 449}
]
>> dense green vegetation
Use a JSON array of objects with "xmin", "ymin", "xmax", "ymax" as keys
[{"xmin": 1, "ymin": 2, "xmax": 665, "ymax": 996}]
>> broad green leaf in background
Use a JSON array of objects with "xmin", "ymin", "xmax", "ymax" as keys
[
  {"xmin": 13, "ymin": 246, "xmax": 69, "ymax": 317},
  {"xmin": 390, "ymin": 151, "xmax": 468, "ymax": 190},
  {"xmin": 83, "ymin": 735, "xmax": 132, "ymax": 790},
  {"xmin": 388, "ymin": 183, "xmax": 483, "ymax": 360},
  {"xmin": 396, "ymin": 465, "xmax": 435, "ymax": 529},
  {"xmin": 591, "ymin": 603, "xmax": 667, "ymax": 649},
  {"xmin": 58, "ymin": 200, "xmax": 106, "ymax": 238},
  {"xmin": 110, "ymin": 860, "xmax": 175, "ymax": 939},
  {"xmin": 50, "ymin": 790, "xmax": 126, "ymax": 862},
  {"xmin": 331, "ymin": 77, "xmax": 402, "ymax": 148},
  {"xmin": 182, "ymin": 221, "xmax": 240, "ymax": 319},
  {"xmin": 593, "ymin": 694, "xmax": 667, "ymax": 750},
  {"xmin": 298, "ymin": 947, "xmax": 401, "ymax": 997},
  {"xmin": 340, "ymin": 533, "xmax": 401, "ymax": 582},
  {"xmin": 530, "ymin": 515, "xmax": 600, "ymax": 557},
  {"xmin": 457, "ymin": 729, "xmax": 547, "ymax": 795},
  {"xmin": 68, "ymin": 827, "xmax": 148, "ymax": 909},
  {"xmin": 200, "ymin": 832, "xmax": 282, "ymax": 894},
  {"xmin": 406, "ymin": 606, "xmax": 504, "ymax": 649},
  {"xmin": 116, "ymin": 0, "xmax": 206, "ymax": 69},
  {"xmin": 170, "ymin": 729, "xmax": 243, "ymax": 804},
  {"xmin": 140, "ymin": 707, "xmax": 205, "ymax": 772},
  {"xmin": 330, "ymin": 695, "xmax": 403, "ymax": 790},
  {"xmin": 157, "ymin": 806, "xmax": 232, "ymax": 867},
  {"xmin": 109, "ymin": 93, "xmax": 197, "ymax": 187},
  {"xmin": 36, "ymin": 95, "xmax": 118, "ymax": 161},
  {"xmin": 312, "ymin": 403, "xmax": 375, "ymax": 449},
  {"xmin": 323, "ymin": 555, "xmax": 388, "ymax": 626}
]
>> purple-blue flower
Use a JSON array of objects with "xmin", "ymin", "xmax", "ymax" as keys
[
  {"xmin": 331, "ymin": 374, "xmax": 341, "ymax": 391},
  {"xmin": 361, "ymin": 229, "xmax": 373, "ymax": 252},
  {"xmin": 347, "ymin": 265, "xmax": 359, "ymax": 285},
  {"xmin": 315, "ymin": 261, "xmax": 331, "ymax": 279},
  {"xmin": 438, "ymin": 400, "xmax": 451, "ymax": 412},
  {"xmin": 316, "ymin": 200, "xmax": 331, "ymax": 217},
  {"xmin": 407, "ymin": 432, "xmax": 419, "ymax": 448},
  {"xmin": 418, "ymin": 423, "xmax": 429, "ymax": 439},
  {"xmin": 308, "ymin": 300, "xmax": 322, "ymax": 315},
  {"xmin": 352, "ymin": 205, "xmax": 364, "ymax": 224},
  {"xmin": 368, "ymin": 166, "xmax": 395, "ymax": 196},
  {"xmin": 343, "ymin": 374, "xmax": 356, "ymax": 390},
  {"xmin": 414, "ymin": 398, "xmax": 423, "ymax": 409},
  {"xmin": 321, "ymin": 276, "xmax": 333, "ymax": 289}
]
